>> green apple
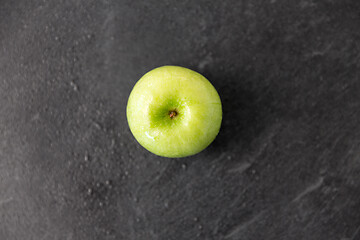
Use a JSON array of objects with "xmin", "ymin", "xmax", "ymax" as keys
[{"xmin": 126, "ymin": 66, "xmax": 222, "ymax": 158}]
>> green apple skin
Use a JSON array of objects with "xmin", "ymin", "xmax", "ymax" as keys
[{"xmin": 126, "ymin": 66, "xmax": 222, "ymax": 158}]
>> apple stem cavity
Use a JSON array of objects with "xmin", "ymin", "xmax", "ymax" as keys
[{"xmin": 169, "ymin": 110, "xmax": 178, "ymax": 119}]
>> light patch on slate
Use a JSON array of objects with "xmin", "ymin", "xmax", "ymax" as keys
[
  {"xmin": 198, "ymin": 54, "xmax": 213, "ymax": 71},
  {"xmin": 350, "ymin": 225, "xmax": 360, "ymax": 240},
  {"xmin": 224, "ymin": 211, "xmax": 265, "ymax": 239},
  {"xmin": 293, "ymin": 177, "xmax": 324, "ymax": 202},
  {"xmin": 0, "ymin": 197, "xmax": 13, "ymax": 206},
  {"xmin": 228, "ymin": 161, "xmax": 252, "ymax": 173}
]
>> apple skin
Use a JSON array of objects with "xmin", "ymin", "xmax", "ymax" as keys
[{"xmin": 126, "ymin": 66, "xmax": 222, "ymax": 158}]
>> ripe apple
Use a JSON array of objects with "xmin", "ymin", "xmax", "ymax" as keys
[{"xmin": 126, "ymin": 66, "xmax": 222, "ymax": 158}]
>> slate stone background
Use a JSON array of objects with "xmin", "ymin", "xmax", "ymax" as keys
[{"xmin": 1, "ymin": 0, "xmax": 360, "ymax": 239}]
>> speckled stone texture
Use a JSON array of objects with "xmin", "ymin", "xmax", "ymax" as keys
[{"xmin": 1, "ymin": 0, "xmax": 360, "ymax": 239}]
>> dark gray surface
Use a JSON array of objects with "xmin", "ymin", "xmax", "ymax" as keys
[{"xmin": 1, "ymin": 0, "xmax": 360, "ymax": 239}]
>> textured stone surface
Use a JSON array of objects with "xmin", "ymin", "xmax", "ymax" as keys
[{"xmin": 1, "ymin": 0, "xmax": 360, "ymax": 239}]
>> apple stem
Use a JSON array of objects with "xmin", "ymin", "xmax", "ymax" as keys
[{"xmin": 169, "ymin": 110, "xmax": 177, "ymax": 119}]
